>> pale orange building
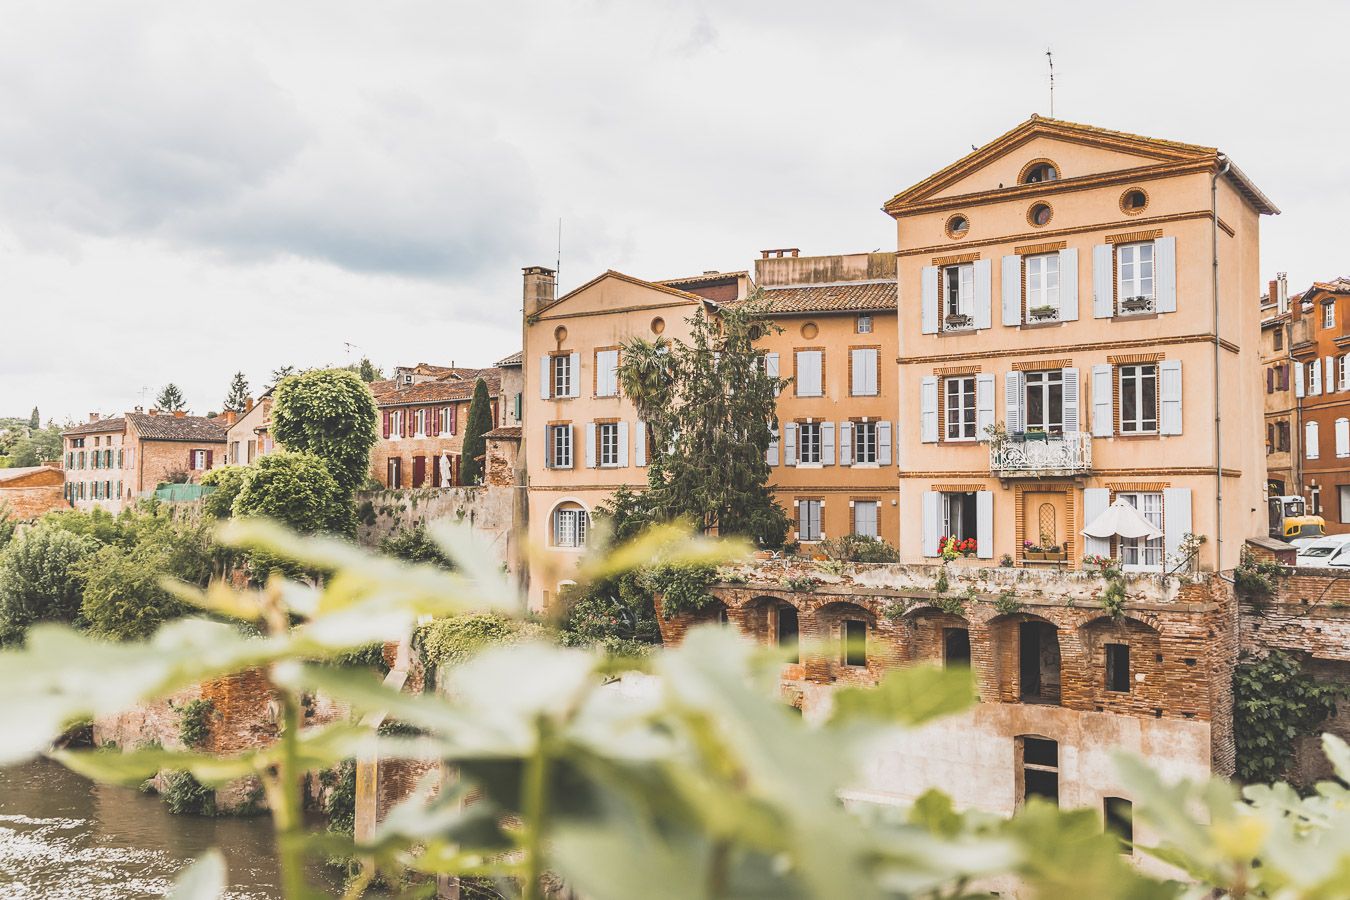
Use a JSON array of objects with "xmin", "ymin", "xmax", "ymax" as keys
[
  {"xmin": 889, "ymin": 116, "xmax": 1276, "ymax": 572},
  {"xmin": 62, "ymin": 410, "xmax": 227, "ymax": 511}
]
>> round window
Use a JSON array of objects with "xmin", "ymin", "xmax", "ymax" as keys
[
  {"xmin": 1028, "ymin": 203, "xmax": 1053, "ymax": 227},
  {"xmin": 650, "ymin": 316, "xmax": 666, "ymax": 335},
  {"xmin": 801, "ymin": 322, "xmax": 819, "ymax": 340},
  {"xmin": 553, "ymin": 325, "xmax": 568, "ymax": 344},
  {"xmin": 1121, "ymin": 188, "xmax": 1149, "ymax": 214},
  {"xmin": 945, "ymin": 214, "xmax": 970, "ymax": 239},
  {"xmin": 1021, "ymin": 161, "xmax": 1059, "ymax": 184}
]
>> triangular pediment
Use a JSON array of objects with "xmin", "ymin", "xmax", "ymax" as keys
[
  {"xmin": 533, "ymin": 270, "xmax": 705, "ymax": 320},
  {"xmin": 885, "ymin": 116, "xmax": 1218, "ymax": 211}
]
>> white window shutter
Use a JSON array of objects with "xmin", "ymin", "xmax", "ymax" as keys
[
  {"xmin": 878, "ymin": 421, "xmax": 892, "ymax": 465},
  {"xmin": 921, "ymin": 266, "xmax": 939, "ymax": 334},
  {"xmin": 1160, "ymin": 360, "xmax": 1183, "ymax": 435},
  {"xmin": 1162, "ymin": 487, "xmax": 1192, "ymax": 568},
  {"xmin": 821, "ymin": 422, "xmax": 836, "ymax": 465},
  {"xmin": 867, "ymin": 349, "xmax": 879, "ymax": 395},
  {"xmin": 1154, "ymin": 237, "xmax": 1177, "ymax": 313},
  {"xmin": 1001, "ymin": 255, "xmax": 1022, "ymax": 326},
  {"xmin": 766, "ymin": 352, "xmax": 781, "ymax": 396},
  {"xmin": 784, "ymin": 422, "xmax": 798, "ymax": 466},
  {"xmin": 1337, "ymin": 418, "xmax": 1350, "ymax": 459},
  {"xmin": 922, "ymin": 491, "xmax": 940, "ymax": 557},
  {"xmin": 1092, "ymin": 244, "xmax": 1114, "ymax": 318},
  {"xmin": 1091, "ymin": 364, "xmax": 1114, "ymax": 437},
  {"xmin": 585, "ymin": 423, "xmax": 597, "ymax": 468},
  {"xmin": 839, "ymin": 421, "xmax": 853, "ymax": 466},
  {"xmin": 1327, "ymin": 356, "xmax": 1336, "ymax": 393},
  {"xmin": 539, "ymin": 356, "xmax": 551, "ymax": 399},
  {"xmin": 1062, "ymin": 367, "xmax": 1080, "ymax": 432},
  {"xmin": 1311, "ymin": 361, "xmax": 1322, "ymax": 396},
  {"xmin": 1295, "ymin": 361, "xmax": 1306, "ymax": 398},
  {"xmin": 1082, "ymin": 488, "xmax": 1111, "ymax": 557},
  {"xmin": 1059, "ymin": 248, "xmax": 1079, "ymax": 321},
  {"xmin": 567, "ymin": 352, "xmax": 581, "ymax": 397},
  {"xmin": 565, "ymin": 424, "xmax": 575, "ymax": 469},
  {"xmin": 1307, "ymin": 421, "xmax": 1320, "ymax": 459},
  {"xmin": 798, "ymin": 351, "xmax": 822, "ymax": 397},
  {"xmin": 1005, "ymin": 370, "xmax": 1025, "ymax": 433},
  {"xmin": 976, "ymin": 491, "xmax": 993, "ymax": 559},
  {"xmin": 636, "ymin": 421, "xmax": 648, "ymax": 467},
  {"xmin": 851, "ymin": 350, "xmax": 865, "ymax": 395},
  {"xmin": 765, "ymin": 427, "xmax": 778, "ymax": 467},
  {"xmin": 976, "ymin": 373, "xmax": 996, "ymax": 439},
  {"xmin": 920, "ymin": 376, "xmax": 939, "ymax": 443},
  {"xmin": 1341, "ymin": 356, "xmax": 1349, "ymax": 391},
  {"xmin": 974, "ymin": 259, "xmax": 993, "ymax": 330},
  {"xmin": 617, "ymin": 421, "xmax": 629, "ymax": 467}
]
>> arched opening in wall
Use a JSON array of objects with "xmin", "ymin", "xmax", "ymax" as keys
[
  {"xmin": 1016, "ymin": 735, "xmax": 1059, "ymax": 807},
  {"xmin": 776, "ymin": 603, "xmax": 800, "ymax": 663},
  {"xmin": 817, "ymin": 601, "xmax": 875, "ymax": 670},
  {"xmin": 691, "ymin": 598, "xmax": 731, "ymax": 629},
  {"xmin": 1078, "ymin": 615, "xmax": 1162, "ymax": 704},
  {"xmin": 944, "ymin": 627, "xmax": 971, "ymax": 668},
  {"xmin": 549, "ymin": 500, "xmax": 590, "ymax": 549},
  {"xmin": 1104, "ymin": 797, "xmax": 1133, "ymax": 852},
  {"xmin": 1018, "ymin": 619, "xmax": 1061, "ymax": 704}
]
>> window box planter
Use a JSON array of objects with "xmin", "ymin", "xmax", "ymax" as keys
[
  {"xmin": 944, "ymin": 314, "xmax": 974, "ymax": 330},
  {"xmin": 1119, "ymin": 295, "xmax": 1155, "ymax": 314},
  {"xmin": 1025, "ymin": 550, "xmax": 1047, "ymax": 560},
  {"xmin": 1041, "ymin": 550, "xmax": 1067, "ymax": 562},
  {"xmin": 1028, "ymin": 305, "xmax": 1059, "ymax": 321}
]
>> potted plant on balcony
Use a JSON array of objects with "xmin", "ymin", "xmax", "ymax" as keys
[
  {"xmin": 944, "ymin": 313, "xmax": 973, "ymax": 329},
  {"xmin": 1028, "ymin": 304, "xmax": 1058, "ymax": 321},
  {"xmin": 1023, "ymin": 539, "xmax": 1046, "ymax": 561},
  {"xmin": 1042, "ymin": 541, "xmax": 1067, "ymax": 562},
  {"xmin": 1024, "ymin": 428, "xmax": 1048, "ymax": 442},
  {"xmin": 1120, "ymin": 295, "xmax": 1153, "ymax": 313}
]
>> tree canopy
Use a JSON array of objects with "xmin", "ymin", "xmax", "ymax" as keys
[
  {"xmin": 223, "ymin": 372, "xmax": 250, "ymax": 413},
  {"xmin": 156, "ymin": 383, "xmax": 187, "ymax": 413},
  {"xmin": 269, "ymin": 369, "xmax": 379, "ymax": 498},
  {"xmin": 231, "ymin": 452, "xmax": 345, "ymax": 535},
  {"xmin": 459, "ymin": 378, "xmax": 492, "ymax": 486}
]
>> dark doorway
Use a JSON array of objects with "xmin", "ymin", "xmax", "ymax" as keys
[
  {"xmin": 1021, "ymin": 736, "xmax": 1059, "ymax": 805},
  {"xmin": 1106, "ymin": 644, "xmax": 1131, "ymax": 692},
  {"xmin": 1104, "ymin": 797, "xmax": 1133, "ymax": 852},
  {"xmin": 843, "ymin": 620, "xmax": 867, "ymax": 667},
  {"xmin": 1019, "ymin": 621, "xmax": 1061, "ymax": 703},
  {"xmin": 944, "ymin": 628, "xmax": 971, "ymax": 668},
  {"xmin": 777, "ymin": 606, "xmax": 799, "ymax": 663}
]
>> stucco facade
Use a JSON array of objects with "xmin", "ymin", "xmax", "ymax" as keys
[
  {"xmin": 889, "ymin": 117, "xmax": 1275, "ymax": 573},
  {"xmin": 62, "ymin": 411, "xmax": 226, "ymax": 510},
  {"xmin": 226, "ymin": 393, "xmax": 274, "ymax": 466},
  {"xmin": 1286, "ymin": 279, "xmax": 1350, "ymax": 529}
]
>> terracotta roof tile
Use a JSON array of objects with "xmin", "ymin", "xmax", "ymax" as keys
[
  {"xmin": 495, "ymin": 351, "xmax": 523, "ymax": 367},
  {"xmin": 126, "ymin": 413, "xmax": 228, "ymax": 442},
  {"xmin": 743, "ymin": 280, "xmax": 897, "ymax": 314},
  {"xmin": 373, "ymin": 369, "xmax": 502, "ymax": 406},
  {"xmin": 484, "ymin": 426, "xmax": 522, "ymax": 440},
  {"xmin": 62, "ymin": 417, "xmax": 126, "ymax": 436},
  {"xmin": 0, "ymin": 466, "xmax": 62, "ymax": 484}
]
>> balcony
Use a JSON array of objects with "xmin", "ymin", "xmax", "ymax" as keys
[{"xmin": 990, "ymin": 430, "xmax": 1092, "ymax": 478}]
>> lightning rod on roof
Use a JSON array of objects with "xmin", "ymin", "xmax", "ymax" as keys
[
  {"xmin": 1046, "ymin": 48, "xmax": 1055, "ymax": 118},
  {"xmin": 556, "ymin": 218, "xmax": 563, "ymax": 294}
]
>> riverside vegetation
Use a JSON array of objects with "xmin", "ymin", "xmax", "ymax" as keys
[{"xmin": 1, "ymin": 520, "xmax": 1349, "ymax": 898}]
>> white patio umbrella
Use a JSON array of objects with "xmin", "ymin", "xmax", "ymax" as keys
[{"xmin": 1082, "ymin": 499, "xmax": 1163, "ymax": 540}]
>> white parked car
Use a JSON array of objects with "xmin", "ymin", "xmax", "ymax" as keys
[{"xmin": 1295, "ymin": 534, "xmax": 1350, "ymax": 567}]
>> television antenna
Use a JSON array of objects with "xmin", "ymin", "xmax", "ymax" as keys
[
  {"xmin": 344, "ymin": 341, "xmax": 362, "ymax": 360},
  {"xmin": 1046, "ymin": 48, "xmax": 1055, "ymax": 118}
]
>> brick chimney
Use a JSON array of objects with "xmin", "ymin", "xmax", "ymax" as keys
[
  {"xmin": 223, "ymin": 410, "xmax": 239, "ymax": 427},
  {"xmin": 245, "ymin": 396, "xmax": 254, "ymax": 412},
  {"xmin": 523, "ymin": 266, "xmax": 557, "ymax": 317},
  {"xmin": 148, "ymin": 408, "xmax": 159, "ymax": 416},
  {"xmin": 173, "ymin": 410, "xmax": 186, "ymax": 418},
  {"xmin": 88, "ymin": 412, "xmax": 100, "ymax": 423}
]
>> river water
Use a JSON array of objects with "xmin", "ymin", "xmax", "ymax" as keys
[{"xmin": 0, "ymin": 759, "xmax": 299, "ymax": 899}]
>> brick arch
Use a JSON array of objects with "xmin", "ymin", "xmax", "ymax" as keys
[
  {"xmin": 1071, "ymin": 615, "xmax": 1166, "ymax": 713},
  {"xmin": 986, "ymin": 612, "xmax": 1064, "ymax": 705}
]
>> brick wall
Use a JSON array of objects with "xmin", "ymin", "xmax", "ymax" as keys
[
  {"xmin": 0, "ymin": 482, "xmax": 67, "ymax": 519},
  {"xmin": 138, "ymin": 439, "xmax": 223, "ymax": 492}
]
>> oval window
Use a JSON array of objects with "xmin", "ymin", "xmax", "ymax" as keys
[
  {"xmin": 650, "ymin": 316, "xmax": 666, "ymax": 335},
  {"xmin": 1029, "ymin": 203, "xmax": 1053, "ymax": 227},
  {"xmin": 801, "ymin": 322, "xmax": 819, "ymax": 340},
  {"xmin": 946, "ymin": 214, "xmax": 970, "ymax": 238},
  {"xmin": 553, "ymin": 325, "xmax": 568, "ymax": 343},
  {"xmin": 1121, "ymin": 189, "xmax": 1148, "ymax": 214}
]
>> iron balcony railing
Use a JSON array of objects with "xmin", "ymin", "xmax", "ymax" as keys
[{"xmin": 990, "ymin": 430, "xmax": 1092, "ymax": 477}]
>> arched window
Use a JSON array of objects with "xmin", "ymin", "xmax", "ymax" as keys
[
  {"xmin": 552, "ymin": 502, "xmax": 589, "ymax": 548},
  {"xmin": 1021, "ymin": 161, "xmax": 1058, "ymax": 184}
]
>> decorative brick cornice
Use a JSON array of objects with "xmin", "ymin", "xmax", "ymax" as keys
[
  {"xmin": 931, "ymin": 252, "xmax": 981, "ymax": 266},
  {"xmin": 1013, "ymin": 240, "xmax": 1067, "ymax": 256},
  {"xmin": 1105, "ymin": 228, "xmax": 1164, "ymax": 244},
  {"xmin": 1107, "ymin": 352, "xmax": 1165, "ymax": 364},
  {"xmin": 1106, "ymin": 481, "xmax": 1171, "ymax": 491},
  {"xmin": 1011, "ymin": 358, "xmax": 1073, "ymax": 371},
  {"xmin": 934, "ymin": 364, "xmax": 981, "ymax": 376}
]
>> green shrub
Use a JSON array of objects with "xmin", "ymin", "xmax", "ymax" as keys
[
  {"xmin": 0, "ymin": 504, "xmax": 16, "ymax": 550},
  {"xmin": 269, "ymin": 369, "xmax": 379, "ymax": 498},
  {"xmin": 322, "ymin": 759, "xmax": 357, "ymax": 834},
  {"xmin": 1234, "ymin": 547, "xmax": 1285, "ymax": 601},
  {"xmin": 331, "ymin": 641, "xmax": 391, "ymax": 674},
  {"xmin": 233, "ymin": 452, "xmax": 345, "ymax": 535},
  {"xmin": 378, "ymin": 524, "xmax": 454, "ymax": 569},
  {"xmin": 200, "ymin": 465, "xmax": 249, "ymax": 519},
  {"xmin": 162, "ymin": 770, "xmax": 215, "ymax": 816},
  {"xmin": 79, "ymin": 543, "xmax": 192, "ymax": 641},
  {"xmin": 820, "ymin": 534, "xmax": 899, "ymax": 563},
  {"xmin": 178, "ymin": 699, "xmax": 215, "ymax": 748},
  {"xmin": 0, "ymin": 523, "xmax": 98, "ymax": 632},
  {"xmin": 417, "ymin": 614, "xmax": 539, "ymax": 669},
  {"xmin": 646, "ymin": 564, "xmax": 718, "ymax": 617},
  {"xmin": 1234, "ymin": 651, "xmax": 1345, "ymax": 784}
]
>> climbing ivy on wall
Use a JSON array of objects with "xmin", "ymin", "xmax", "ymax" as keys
[{"xmin": 1233, "ymin": 650, "xmax": 1344, "ymax": 784}]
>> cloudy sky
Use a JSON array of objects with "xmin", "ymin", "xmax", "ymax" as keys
[{"xmin": 1, "ymin": 0, "xmax": 1344, "ymax": 423}]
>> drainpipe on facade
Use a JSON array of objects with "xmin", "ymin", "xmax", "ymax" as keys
[{"xmin": 1212, "ymin": 154, "xmax": 1230, "ymax": 569}]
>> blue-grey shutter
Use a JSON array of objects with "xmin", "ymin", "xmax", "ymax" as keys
[
  {"xmin": 539, "ymin": 356, "xmax": 551, "ymax": 399},
  {"xmin": 976, "ymin": 373, "xmax": 996, "ymax": 439},
  {"xmin": 821, "ymin": 422, "xmax": 835, "ymax": 466},
  {"xmin": 636, "ymin": 421, "xmax": 647, "ymax": 467},
  {"xmin": 920, "ymin": 376, "xmax": 939, "ymax": 443},
  {"xmin": 565, "ymin": 424, "xmax": 575, "ymax": 468},
  {"xmin": 585, "ymin": 422, "xmax": 597, "ymax": 468},
  {"xmin": 1005, "ymin": 371, "xmax": 1025, "ymax": 433},
  {"xmin": 1059, "ymin": 248, "xmax": 1079, "ymax": 321},
  {"xmin": 974, "ymin": 259, "xmax": 993, "ymax": 330},
  {"xmin": 617, "ymin": 421, "xmax": 629, "ymax": 467},
  {"xmin": 1163, "ymin": 487, "xmax": 1192, "ymax": 568},
  {"xmin": 1062, "ymin": 367, "xmax": 1080, "ymax": 433},
  {"xmin": 784, "ymin": 422, "xmax": 798, "ymax": 466},
  {"xmin": 839, "ymin": 421, "xmax": 853, "ymax": 466},
  {"xmin": 1092, "ymin": 244, "xmax": 1114, "ymax": 318},
  {"xmin": 1159, "ymin": 360, "xmax": 1183, "ymax": 435},
  {"xmin": 878, "ymin": 421, "xmax": 892, "ymax": 465},
  {"xmin": 1082, "ymin": 488, "xmax": 1111, "ymax": 557},
  {"xmin": 976, "ymin": 491, "xmax": 993, "ymax": 559},
  {"xmin": 922, "ymin": 491, "xmax": 940, "ymax": 557},
  {"xmin": 1001, "ymin": 255, "xmax": 1022, "ymax": 326},
  {"xmin": 921, "ymin": 266, "xmax": 939, "ymax": 334},
  {"xmin": 1091, "ymin": 364, "xmax": 1113, "ymax": 437},
  {"xmin": 1154, "ymin": 237, "xmax": 1177, "ymax": 313},
  {"xmin": 567, "ymin": 352, "xmax": 581, "ymax": 398}
]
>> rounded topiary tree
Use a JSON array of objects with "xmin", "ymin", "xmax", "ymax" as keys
[
  {"xmin": 200, "ymin": 465, "xmax": 249, "ymax": 519},
  {"xmin": 269, "ymin": 369, "xmax": 379, "ymax": 498},
  {"xmin": 232, "ymin": 452, "xmax": 344, "ymax": 535},
  {"xmin": 459, "ymin": 377, "xmax": 492, "ymax": 486},
  {"xmin": 0, "ymin": 523, "xmax": 98, "ymax": 634}
]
